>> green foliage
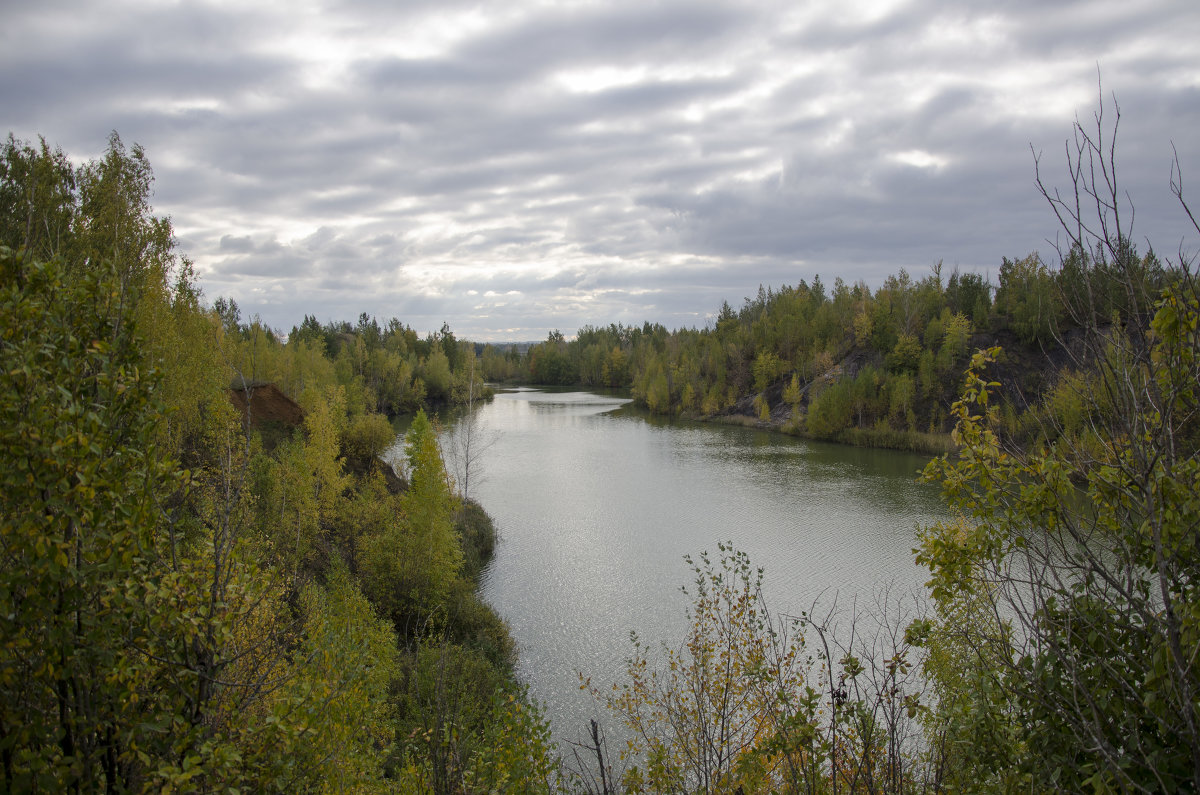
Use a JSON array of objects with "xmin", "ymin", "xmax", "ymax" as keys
[
  {"xmin": 529, "ymin": 330, "xmax": 580, "ymax": 385},
  {"xmin": 0, "ymin": 134, "xmax": 541, "ymax": 793},
  {"xmin": 946, "ymin": 267, "xmax": 992, "ymax": 326},
  {"xmin": 1056, "ymin": 241, "xmax": 1166, "ymax": 330},
  {"xmin": 594, "ymin": 544, "xmax": 936, "ymax": 795},
  {"xmin": 919, "ymin": 283, "xmax": 1200, "ymax": 791},
  {"xmin": 782, "ymin": 372, "xmax": 803, "ymax": 410},
  {"xmin": 886, "ymin": 371, "xmax": 916, "ymax": 430},
  {"xmin": 752, "ymin": 349, "xmax": 783, "ymax": 392},
  {"xmin": 456, "ymin": 499, "xmax": 497, "ymax": 581},
  {"xmin": 0, "ymin": 135, "xmax": 77, "ymax": 261},
  {"xmin": 358, "ymin": 410, "xmax": 463, "ymax": 624},
  {"xmin": 216, "ymin": 307, "xmax": 489, "ymax": 418},
  {"xmin": 0, "ymin": 133, "xmax": 223, "ymax": 458},
  {"xmin": 754, "ymin": 393, "xmax": 771, "ymax": 421},
  {"xmin": 273, "ymin": 566, "xmax": 400, "ymax": 792},
  {"xmin": 599, "ymin": 546, "xmax": 808, "ymax": 793},
  {"xmin": 0, "ymin": 146, "xmax": 418, "ymax": 789},
  {"xmin": 911, "ymin": 520, "xmax": 1026, "ymax": 793},
  {"xmin": 995, "ymin": 253, "xmax": 1058, "ymax": 344},
  {"xmin": 422, "ymin": 346, "xmax": 454, "ymax": 402},
  {"xmin": 939, "ymin": 310, "xmax": 972, "ymax": 363},
  {"xmin": 806, "ymin": 379, "xmax": 853, "ymax": 438},
  {"xmin": 602, "ymin": 344, "xmax": 631, "ymax": 387},
  {"xmin": 886, "ymin": 333, "xmax": 922, "ymax": 373},
  {"xmin": 480, "ymin": 342, "xmax": 526, "ymax": 384},
  {"xmin": 634, "ymin": 359, "xmax": 671, "ymax": 414},
  {"xmin": 301, "ymin": 385, "xmax": 353, "ymax": 516},
  {"xmin": 75, "ymin": 133, "xmax": 174, "ymax": 297},
  {"xmin": 343, "ymin": 410, "xmax": 398, "ymax": 461},
  {"xmin": 0, "ymin": 248, "xmax": 183, "ymax": 789},
  {"xmin": 402, "ymin": 410, "xmax": 463, "ymax": 569},
  {"xmin": 464, "ymin": 688, "xmax": 562, "ymax": 793},
  {"xmin": 394, "ymin": 644, "xmax": 560, "ymax": 794},
  {"xmin": 11, "ymin": 103, "xmax": 1196, "ymax": 791},
  {"xmin": 491, "ymin": 268, "xmax": 996, "ymax": 446},
  {"xmin": 0, "ymin": 248, "xmax": 377, "ymax": 790}
]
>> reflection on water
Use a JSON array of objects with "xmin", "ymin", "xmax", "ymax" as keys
[{"xmin": 438, "ymin": 389, "xmax": 947, "ymax": 746}]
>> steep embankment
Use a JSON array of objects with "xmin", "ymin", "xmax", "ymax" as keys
[
  {"xmin": 710, "ymin": 327, "xmax": 1088, "ymax": 455},
  {"xmin": 227, "ymin": 380, "xmax": 305, "ymax": 450},
  {"xmin": 228, "ymin": 380, "xmax": 407, "ymax": 491}
]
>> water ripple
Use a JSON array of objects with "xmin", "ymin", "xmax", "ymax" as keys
[{"xmin": 465, "ymin": 390, "xmax": 946, "ymax": 746}]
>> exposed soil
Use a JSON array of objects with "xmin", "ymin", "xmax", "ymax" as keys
[
  {"xmin": 969, "ymin": 325, "xmax": 1095, "ymax": 408},
  {"xmin": 227, "ymin": 380, "xmax": 406, "ymax": 493},
  {"xmin": 228, "ymin": 380, "xmax": 305, "ymax": 429}
]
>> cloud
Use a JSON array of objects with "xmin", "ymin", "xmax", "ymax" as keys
[{"xmin": 3, "ymin": 0, "xmax": 1197, "ymax": 340}]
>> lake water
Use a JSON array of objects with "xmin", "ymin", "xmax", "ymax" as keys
[{"xmin": 439, "ymin": 388, "xmax": 947, "ymax": 747}]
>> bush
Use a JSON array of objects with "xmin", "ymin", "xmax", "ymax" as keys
[{"xmin": 342, "ymin": 411, "xmax": 396, "ymax": 460}]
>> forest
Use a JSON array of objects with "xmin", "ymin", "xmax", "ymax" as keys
[
  {"xmin": 490, "ymin": 237, "xmax": 1165, "ymax": 457},
  {"xmin": 1, "ymin": 94, "xmax": 1198, "ymax": 794},
  {"xmin": 0, "ymin": 132, "xmax": 554, "ymax": 792}
]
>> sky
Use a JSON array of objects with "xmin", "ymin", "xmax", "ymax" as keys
[{"xmin": 3, "ymin": 1, "xmax": 1198, "ymax": 342}]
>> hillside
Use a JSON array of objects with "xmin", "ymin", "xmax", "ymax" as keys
[{"xmin": 491, "ymin": 258, "xmax": 1162, "ymax": 454}]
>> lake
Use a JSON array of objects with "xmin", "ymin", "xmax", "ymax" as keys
[{"xmin": 434, "ymin": 388, "xmax": 947, "ymax": 748}]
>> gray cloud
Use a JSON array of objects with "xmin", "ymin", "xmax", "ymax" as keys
[{"xmin": 3, "ymin": 0, "xmax": 1197, "ymax": 341}]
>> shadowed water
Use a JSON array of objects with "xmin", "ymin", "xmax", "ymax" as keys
[{"xmin": 441, "ymin": 388, "xmax": 948, "ymax": 747}]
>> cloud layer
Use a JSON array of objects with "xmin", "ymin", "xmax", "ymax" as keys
[{"xmin": 4, "ymin": 0, "xmax": 1198, "ymax": 340}]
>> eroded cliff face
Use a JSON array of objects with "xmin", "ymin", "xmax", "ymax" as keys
[{"xmin": 227, "ymin": 380, "xmax": 305, "ymax": 431}]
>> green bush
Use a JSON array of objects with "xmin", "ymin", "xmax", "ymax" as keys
[{"xmin": 342, "ymin": 411, "xmax": 396, "ymax": 460}]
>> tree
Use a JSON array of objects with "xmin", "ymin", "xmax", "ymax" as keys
[
  {"xmin": 0, "ymin": 134, "xmax": 523, "ymax": 793},
  {"xmin": 343, "ymin": 411, "xmax": 397, "ymax": 462},
  {"xmin": 0, "ymin": 135, "xmax": 76, "ymax": 260},
  {"xmin": 752, "ymin": 349, "xmax": 783, "ymax": 392},
  {"xmin": 0, "ymin": 142, "xmax": 332, "ymax": 790},
  {"xmin": 273, "ymin": 565, "xmax": 400, "ymax": 792},
  {"xmin": 806, "ymin": 379, "xmax": 853, "ymax": 439},
  {"xmin": 918, "ymin": 91, "xmax": 1200, "ymax": 791},
  {"xmin": 400, "ymin": 409, "xmax": 464, "ymax": 593},
  {"xmin": 589, "ymin": 544, "xmax": 936, "ymax": 795},
  {"xmin": 945, "ymin": 268, "xmax": 991, "ymax": 326},
  {"xmin": 886, "ymin": 333, "xmax": 922, "ymax": 373},
  {"xmin": 359, "ymin": 410, "xmax": 463, "ymax": 625},
  {"xmin": 74, "ymin": 133, "xmax": 176, "ymax": 311},
  {"xmin": 1, "ymin": 132, "xmax": 222, "ymax": 458},
  {"xmin": 782, "ymin": 372, "xmax": 803, "ymax": 415},
  {"xmin": 597, "ymin": 545, "xmax": 809, "ymax": 794},
  {"xmin": 0, "ymin": 248, "xmax": 297, "ymax": 790},
  {"xmin": 995, "ymin": 253, "xmax": 1058, "ymax": 344},
  {"xmin": 422, "ymin": 346, "xmax": 453, "ymax": 402},
  {"xmin": 0, "ymin": 248, "xmax": 184, "ymax": 789},
  {"xmin": 442, "ymin": 357, "xmax": 498, "ymax": 503}
]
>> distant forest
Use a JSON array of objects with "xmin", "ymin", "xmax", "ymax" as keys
[
  {"xmin": 230, "ymin": 238, "xmax": 1169, "ymax": 458},
  {"xmin": 477, "ymin": 246, "xmax": 1166, "ymax": 455}
]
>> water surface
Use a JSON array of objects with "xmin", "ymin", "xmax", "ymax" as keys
[{"xmin": 442, "ymin": 389, "xmax": 947, "ymax": 744}]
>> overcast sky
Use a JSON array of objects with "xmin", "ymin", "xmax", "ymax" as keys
[{"xmin": 4, "ymin": 1, "xmax": 1198, "ymax": 341}]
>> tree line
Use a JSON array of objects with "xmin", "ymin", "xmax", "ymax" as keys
[
  {"xmin": 487, "ymin": 244, "xmax": 1165, "ymax": 457},
  {"xmin": 212, "ymin": 299, "xmax": 489, "ymax": 418}
]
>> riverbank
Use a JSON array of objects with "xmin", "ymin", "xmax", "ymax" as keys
[
  {"xmin": 705, "ymin": 410, "xmax": 958, "ymax": 456},
  {"xmin": 499, "ymin": 383, "xmax": 959, "ymax": 457}
]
